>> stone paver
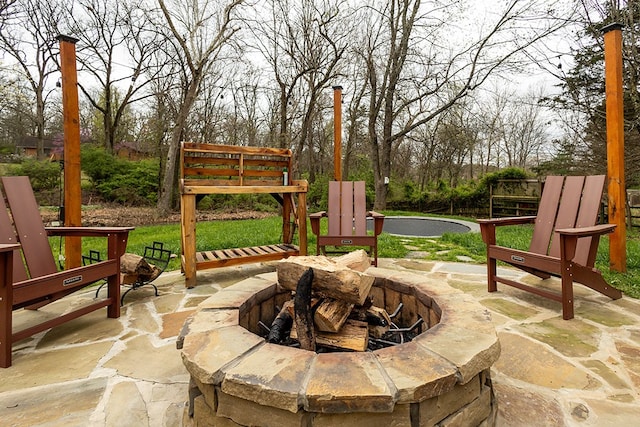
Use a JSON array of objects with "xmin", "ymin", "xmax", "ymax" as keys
[
  {"xmin": 374, "ymin": 341, "xmax": 458, "ymax": 403},
  {"xmin": 221, "ymin": 343, "xmax": 315, "ymax": 412},
  {"xmin": 0, "ymin": 259, "xmax": 638, "ymax": 426},
  {"xmin": 304, "ymin": 351, "xmax": 396, "ymax": 413},
  {"xmin": 0, "ymin": 378, "xmax": 108, "ymax": 426}
]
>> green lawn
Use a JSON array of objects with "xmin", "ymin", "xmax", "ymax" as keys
[{"xmin": 49, "ymin": 212, "xmax": 640, "ymax": 299}]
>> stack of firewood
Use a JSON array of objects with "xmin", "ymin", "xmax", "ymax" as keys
[
  {"xmin": 272, "ymin": 250, "xmax": 391, "ymax": 352},
  {"xmin": 120, "ymin": 253, "xmax": 161, "ymax": 285}
]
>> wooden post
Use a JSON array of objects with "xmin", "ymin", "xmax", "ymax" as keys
[
  {"xmin": 333, "ymin": 85, "xmax": 342, "ymax": 181},
  {"xmin": 58, "ymin": 35, "xmax": 82, "ymax": 268},
  {"xmin": 58, "ymin": 35, "xmax": 82, "ymax": 269},
  {"xmin": 603, "ymin": 23, "xmax": 627, "ymax": 272}
]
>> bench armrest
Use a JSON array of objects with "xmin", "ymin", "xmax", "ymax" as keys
[
  {"xmin": 478, "ymin": 216, "xmax": 536, "ymax": 245},
  {"xmin": 309, "ymin": 211, "xmax": 327, "ymax": 219}
]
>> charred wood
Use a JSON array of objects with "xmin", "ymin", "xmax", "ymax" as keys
[{"xmin": 294, "ymin": 268, "xmax": 316, "ymax": 351}]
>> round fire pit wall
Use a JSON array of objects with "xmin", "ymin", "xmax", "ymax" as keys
[{"xmin": 178, "ymin": 266, "xmax": 501, "ymax": 426}]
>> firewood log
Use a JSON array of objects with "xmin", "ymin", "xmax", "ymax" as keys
[
  {"xmin": 334, "ymin": 250, "xmax": 371, "ymax": 272},
  {"xmin": 267, "ymin": 301, "xmax": 293, "ymax": 344},
  {"xmin": 314, "ymin": 298, "xmax": 354, "ymax": 332},
  {"xmin": 291, "ymin": 319, "xmax": 368, "ymax": 351},
  {"xmin": 294, "ymin": 268, "xmax": 316, "ymax": 351},
  {"xmin": 277, "ymin": 256, "xmax": 374, "ymax": 305}
]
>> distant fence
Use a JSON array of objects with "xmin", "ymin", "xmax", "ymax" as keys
[
  {"xmin": 489, "ymin": 179, "xmax": 541, "ymax": 218},
  {"xmin": 491, "ymin": 182, "xmax": 640, "ymax": 228},
  {"xmin": 391, "ymin": 179, "xmax": 640, "ymax": 225},
  {"xmin": 626, "ymin": 190, "xmax": 640, "ymax": 227}
]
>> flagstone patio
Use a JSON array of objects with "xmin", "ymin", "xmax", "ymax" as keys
[{"xmin": 1, "ymin": 259, "xmax": 639, "ymax": 426}]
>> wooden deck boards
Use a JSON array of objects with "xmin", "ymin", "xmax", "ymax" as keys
[{"xmin": 194, "ymin": 244, "xmax": 299, "ymax": 270}]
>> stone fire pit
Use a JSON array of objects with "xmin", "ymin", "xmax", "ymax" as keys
[{"xmin": 178, "ymin": 266, "xmax": 500, "ymax": 426}]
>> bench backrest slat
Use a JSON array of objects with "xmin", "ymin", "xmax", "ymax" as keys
[{"xmin": 181, "ymin": 142, "xmax": 292, "ymax": 188}]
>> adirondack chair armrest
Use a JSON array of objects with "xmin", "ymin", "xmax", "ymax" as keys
[
  {"xmin": 45, "ymin": 226, "xmax": 134, "ymax": 238},
  {"xmin": 555, "ymin": 224, "xmax": 616, "ymax": 238},
  {"xmin": 46, "ymin": 227, "xmax": 133, "ymax": 260},
  {"xmin": 555, "ymin": 224, "xmax": 616, "ymax": 262},
  {"xmin": 309, "ymin": 211, "xmax": 327, "ymax": 236},
  {"xmin": 478, "ymin": 216, "xmax": 536, "ymax": 245},
  {"xmin": 367, "ymin": 211, "xmax": 385, "ymax": 236},
  {"xmin": 477, "ymin": 216, "xmax": 537, "ymax": 227}
]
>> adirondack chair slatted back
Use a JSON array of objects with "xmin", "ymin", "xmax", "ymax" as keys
[
  {"xmin": 529, "ymin": 175, "xmax": 604, "ymax": 267},
  {"xmin": 328, "ymin": 181, "xmax": 368, "ymax": 236},
  {"xmin": 2, "ymin": 176, "xmax": 58, "ymax": 279},
  {"xmin": 0, "ymin": 192, "xmax": 28, "ymax": 282}
]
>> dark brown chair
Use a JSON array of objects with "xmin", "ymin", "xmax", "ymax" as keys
[
  {"xmin": 0, "ymin": 176, "xmax": 132, "ymax": 367},
  {"xmin": 310, "ymin": 181, "xmax": 384, "ymax": 266},
  {"xmin": 478, "ymin": 175, "xmax": 621, "ymax": 320}
]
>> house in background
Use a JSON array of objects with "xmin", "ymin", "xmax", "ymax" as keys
[
  {"xmin": 15, "ymin": 136, "xmax": 61, "ymax": 160},
  {"xmin": 115, "ymin": 140, "xmax": 154, "ymax": 160}
]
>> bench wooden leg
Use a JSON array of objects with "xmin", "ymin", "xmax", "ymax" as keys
[
  {"xmin": 181, "ymin": 194, "xmax": 197, "ymax": 288},
  {"xmin": 559, "ymin": 234, "xmax": 576, "ymax": 320},
  {"xmin": 297, "ymin": 192, "xmax": 307, "ymax": 255}
]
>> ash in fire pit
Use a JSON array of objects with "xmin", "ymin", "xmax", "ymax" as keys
[{"xmin": 178, "ymin": 252, "xmax": 500, "ymax": 426}]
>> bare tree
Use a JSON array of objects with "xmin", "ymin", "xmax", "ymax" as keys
[
  {"xmin": 155, "ymin": 0, "xmax": 243, "ymax": 215},
  {"xmin": 62, "ymin": 0, "xmax": 163, "ymax": 153},
  {"xmin": 357, "ymin": 0, "xmax": 576, "ymax": 209},
  {"xmin": 500, "ymin": 89, "xmax": 550, "ymax": 169},
  {"xmin": 0, "ymin": 0, "xmax": 17, "ymax": 30},
  {"xmin": 246, "ymin": 0, "xmax": 348, "ymax": 178},
  {"xmin": 436, "ymin": 101, "xmax": 480, "ymax": 186},
  {"xmin": 341, "ymin": 60, "xmax": 370, "ymax": 181},
  {"xmin": 0, "ymin": 0, "xmax": 61, "ymax": 158},
  {"xmin": 0, "ymin": 76, "xmax": 34, "ymax": 147}
]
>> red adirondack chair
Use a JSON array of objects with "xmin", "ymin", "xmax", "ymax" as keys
[
  {"xmin": 478, "ymin": 175, "xmax": 622, "ymax": 320},
  {"xmin": 310, "ymin": 181, "xmax": 384, "ymax": 266},
  {"xmin": 0, "ymin": 176, "xmax": 132, "ymax": 367}
]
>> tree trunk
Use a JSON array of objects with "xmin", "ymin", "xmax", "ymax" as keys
[
  {"xmin": 36, "ymin": 87, "xmax": 45, "ymax": 160},
  {"xmin": 279, "ymin": 84, "xmax": 288, "ymax": 149},
  {"xmin": 157, "ymin": 77, "xmax": 200, "ymax": 216}
]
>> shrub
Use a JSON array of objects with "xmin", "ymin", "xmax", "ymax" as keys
[
  {"xmin": 7, "ymin": 159, "xmax": 61, "ymax": 191},
  {"xmin": 196, "ymin": 193, "xmax": 278, "ymax": 212},
  {"xmin": 81, "ymin": 145, "xmax": 127, "ymax": 184},
  {"xmin": 307, "ymin": 174, "xmax": 330, "ymax": 211},
  {"xmin": 81, "ymin": 146, "xmax": 159, "ymax": 205}
]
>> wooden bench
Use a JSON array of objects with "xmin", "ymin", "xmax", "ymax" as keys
[{"xmin": 180, "ymin": 143, "xmax": 308, "ymax": 287}]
